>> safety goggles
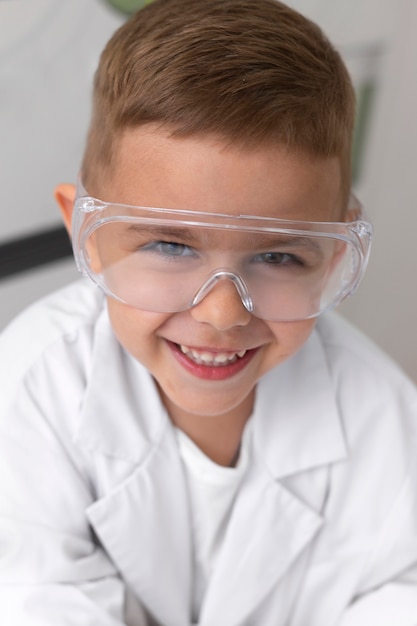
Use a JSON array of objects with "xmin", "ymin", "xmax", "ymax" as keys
[{"xmin": 72, "ymin": 180, "xmax": 372, "ymax": 321}]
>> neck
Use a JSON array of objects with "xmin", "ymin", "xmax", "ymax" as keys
[{"xmin": 161, "ymin": 389, "xmax": 255, "ymax": 467}]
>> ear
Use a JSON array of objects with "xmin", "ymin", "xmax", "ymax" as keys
[{"xmin": 54, "ymin": 183, "xmax": 76, "ymax": 235}]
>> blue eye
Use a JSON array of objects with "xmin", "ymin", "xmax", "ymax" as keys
[
  {"xmin": 254, "ymin": 252, "xmax": 304, "ymax": 266},
  {"xmin": 142, "ymin": 241, "xmax": 195, "ymax": 258}
]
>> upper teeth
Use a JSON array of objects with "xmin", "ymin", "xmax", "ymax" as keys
[{"xmin": 179, "ymin": 345, "xmax": 247, "ymax": 366}]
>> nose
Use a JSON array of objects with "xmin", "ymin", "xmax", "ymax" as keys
[{"xmin": 190, "ymin": 278, "xmax": 252, "ymax": 330}]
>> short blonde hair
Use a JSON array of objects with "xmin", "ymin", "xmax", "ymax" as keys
[{"xmin": 82, "ymin": 0, "xmax": 355, "ymax": 202}]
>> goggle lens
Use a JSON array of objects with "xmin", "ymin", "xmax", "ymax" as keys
[{"xmin": 73, "ymin": 202, "xmax": 371, "ymax": 321}]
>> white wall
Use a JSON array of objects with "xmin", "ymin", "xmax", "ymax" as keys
[
  {"xmin": 339, "ymin": 2, "xmax": 417, "ymax": 381},
  {"xmin": 0, "ymin": 0, "xmax": 124, "ymax": 242},
  {"xmin": 0, "ymin": 0, "xmax": 123, "ymax": 326},
  {"xmin": 1, "ymin": 0, "xmax": 416, "ymax": 381}
]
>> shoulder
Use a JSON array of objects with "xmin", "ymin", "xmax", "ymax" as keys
[
  {"xmin": 0, "ymin": 280, "xmax": 104, "ymax": 413},
  {"xmin": 1, "ymin": 278, "xmax": 103, "ymax": 340}
]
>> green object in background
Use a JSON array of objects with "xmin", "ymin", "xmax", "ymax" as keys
[
  {"xmin": 103, "ymin": 0, "xmax": 156, "ymax": 17},
  {"xmin": 343, "ymin": 42, "xmax": 383, "ymax": 187},
  {"xmin": 351, "ymin": 82, "xmax": 377, "ymax": 185}
]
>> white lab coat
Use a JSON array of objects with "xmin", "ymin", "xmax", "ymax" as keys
[{"xmin": 1, "ymin": 280, "xmax": 417, "ymax": 626}]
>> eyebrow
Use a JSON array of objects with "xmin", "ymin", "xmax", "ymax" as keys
[
  {"xmin": 123, "ymin": 223, "xmax": 323, "ymax": 253},
  {"xmin": 125, "ymin": 224, "xmax": 198, "ymax": 243},
  {"xmin": 251, "ymin": 234, "xmax": 322, "ymax": 249}
]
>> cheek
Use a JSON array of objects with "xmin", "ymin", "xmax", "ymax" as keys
[
  {"xmin": 105, "ymin": 299, "xmax": 168, "ymax": 361},
  {"xmin": 265, "ymin": 319, "xmax": 316, "ymax": 364}
]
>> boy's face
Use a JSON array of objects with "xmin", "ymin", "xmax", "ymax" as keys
[{"xmin": 58, "ymin": 126, "xmax": 343, "ymax": 424}]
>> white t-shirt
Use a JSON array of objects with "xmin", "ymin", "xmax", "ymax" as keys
[{"xmin": 176, "ymin": 422, "xmax": 252, "ymax": 622}]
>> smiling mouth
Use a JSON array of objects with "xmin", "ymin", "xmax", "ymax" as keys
[{"xmin": 178, "ymin": 344, "xmax": 247, "ymax": 366}]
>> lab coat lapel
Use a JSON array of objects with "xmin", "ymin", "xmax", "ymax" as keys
[
  {"xmin": 199, "ymin": 465, "xmax": 324, "ymax": 626},
  {"xmin": 86, "ymin": 424, "xmax": 192, "ymax": 626},
  {"xmin": 75, "ymin": 309, "xmax": 193, "ymax": 626}
]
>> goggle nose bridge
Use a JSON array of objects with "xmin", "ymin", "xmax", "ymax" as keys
[{"xmin": 191, "ymin": 270, "xmax": 254, "ymax": 313}]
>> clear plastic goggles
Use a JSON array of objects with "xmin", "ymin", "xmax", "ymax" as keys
[{"xmin": 72, "ymin": 181, "xmax": 372, "ymax": 322}]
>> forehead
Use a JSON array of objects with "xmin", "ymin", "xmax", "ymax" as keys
[{"xmin": 98, "ymin": 125, "xmax": 343, "ymax": 222}]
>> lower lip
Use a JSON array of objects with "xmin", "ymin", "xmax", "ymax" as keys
[{"xmin": 167, "ymin": 341, "xmax": 258, "ymax": 381}]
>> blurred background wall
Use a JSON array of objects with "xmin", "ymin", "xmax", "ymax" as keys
[{"xmin": 0, "ymin": 0, "xmax": 416, "ymax": 380}]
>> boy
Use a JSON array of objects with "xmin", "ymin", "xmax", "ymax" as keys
[{"xmin": 1, "ymin": 0, "xmax": 417, "ymax": 624}]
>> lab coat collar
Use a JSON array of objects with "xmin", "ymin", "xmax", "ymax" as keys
[
  {"xmin": 253, "ymin": 327, "xmax": 348, "ymax": 479},
  {"xmin": 74, "ymin": 307, "xmax": 169, "ymax": 464}
]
